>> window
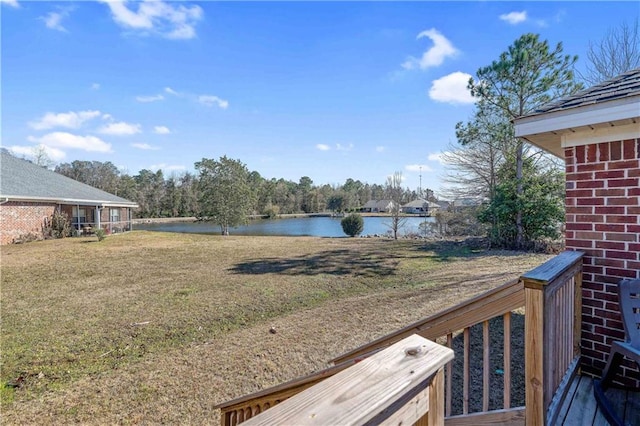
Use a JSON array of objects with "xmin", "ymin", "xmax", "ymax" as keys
[
  {"xmin": 110, "ymin": 208, "xmax": 120, "ymax": 223},
  {"xmin": 72, "ymin": 207, "xmax": 86, "ymax": 224}
]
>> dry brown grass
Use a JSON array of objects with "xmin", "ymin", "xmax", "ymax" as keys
[{"xmin": 1, "ymin": 231, "xmax": 552, "ymax": 424}]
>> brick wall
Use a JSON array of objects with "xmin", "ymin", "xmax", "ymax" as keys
[
  {"xmin": 0, "ymin": 201, "xmax": 57, "ymax": 245},
  {"xmin": 564, "ymin": 138, "xmax": 640, "ymax": 383}
]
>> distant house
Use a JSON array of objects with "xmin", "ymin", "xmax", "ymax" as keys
[
  {"xmin": 401, "ymin": 198, "xmax": 435, "ymax": 215},
  {"xmin": 361, "ymin": 199, "xmax": 396, "ymax": 213},
  {"xmin": 450, "ymin": 198, "xmax": 483, "ymax": 211},
  {"xmin": 435, "ymin": 200, "xmax": 450, "ymax": 211},
  {"xmin": 0, "ymin": 150, "xmax": 138, "ymax": 244}
]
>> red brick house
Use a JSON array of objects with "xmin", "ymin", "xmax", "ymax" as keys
[
  {"xmin": 0, "ymin": 150, "xmax": 138, "ymax": 244},
  {"xmin": 514, "ymin": 68, "xmax": 640, "ymax": 382}
]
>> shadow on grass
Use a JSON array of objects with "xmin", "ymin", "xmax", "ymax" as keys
[
  {"xmin": 230, "ymin": 239, "xmax": 532, "ymax": 278},
  {"xmin": 411, "ymin": 239, "xmax": 531, "ymax": 263},
  {"xmin": 230, "ymin": 248, "xmax": 400, "ymax": 277}
]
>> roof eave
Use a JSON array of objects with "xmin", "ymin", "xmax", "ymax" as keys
[
  {"xmin": 514, "ymin": 95, "xmax": 640, "ymax": 159},
  {"xmin": 0, "ymin": 194, "xmax": 138, "ymax": 208}
]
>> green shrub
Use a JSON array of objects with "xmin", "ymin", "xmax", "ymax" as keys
[
  {"xmin": 341, "ymin": 213, "xmax": 364, "ymax": 237},
  {"xmin": 45, "ymin": 211, "xmax": 73, "ymax": 239},
  {"xmin": 263, "ymin": 204, "xmax": 280, "ymax": 219},
  {"xmin": 95, "ymin": 228, "xmax": 106, "ymax": 242}
]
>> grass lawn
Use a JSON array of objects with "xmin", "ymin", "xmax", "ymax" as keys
[{"xmin": 1, "ymin": 231, "xmax": 552, "ymax": 424}]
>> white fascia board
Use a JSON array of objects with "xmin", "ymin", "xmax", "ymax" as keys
[
  {"xmin": 0, "ymin": 195, "xmax": 138, "ymax": 208},
  {"xmin": 515, "ymin": 96, "xmax": 640, "ymax": 138},
  {"xmin": 561, "ymin": 122, "xmax": 640, "ymax": 148}
]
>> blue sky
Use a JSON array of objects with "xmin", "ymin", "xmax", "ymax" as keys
[{"xmin": 2, "ymin": 1, "xmax": 638, "ymax": 195}]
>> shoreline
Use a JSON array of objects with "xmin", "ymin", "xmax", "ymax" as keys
[{"xmin": 132, "ymin": 212, "xmax": 432, "ymax": 225}]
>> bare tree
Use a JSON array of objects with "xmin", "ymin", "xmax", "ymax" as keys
[
  {"xmin": 32, "ymin": 145, "xmax": 55, "ymax": 169},
  {"xmin": 384, "ymin": 171, "xmax": 407, "ymax": 240},
  {"xmin": 582, "ymin": 18, "xmax": 640, "ymax": 86},
  {"xmin": 443, "ymin": 101, "xmax": 510, "ymax": 202}
]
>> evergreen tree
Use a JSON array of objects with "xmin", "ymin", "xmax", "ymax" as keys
[{"xmin": 467, "ymin": 33, "xmax": 581, "ymax": 248}]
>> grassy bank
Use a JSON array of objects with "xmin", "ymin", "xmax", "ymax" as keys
[{"xmin": 1, "ymin": 231, "xmax": 551, "ymax": 424}]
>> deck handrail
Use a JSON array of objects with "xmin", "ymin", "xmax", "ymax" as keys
[
  {"xmin": 521, "ymin": 250, "xmax": 583, "ymax": 425},
  {"xmin": 214, "ymin": 360, "xmax": 357, "ymax": 425},
  {"xmin": 240, "ymin": 334, "xmax": 453, "ymax": 426}
]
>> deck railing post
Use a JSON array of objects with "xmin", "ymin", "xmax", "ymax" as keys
[
  {"xmin": 521, "ymin": 251, "xmax": 583, "ymax": 426},
  {"xmin": 523, "ymin": 276, "xmax": 546, "ymax": 426}
]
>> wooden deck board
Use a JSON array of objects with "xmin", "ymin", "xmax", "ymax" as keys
[
  {"xmin": 622, "ymin": 388, "xmax": 640, "ymax": 426},
  {"xmin": 555, "ymin": 372, "xmax": 581, "ymax": 425},
  {"xmin": 554, "ymin": 376, "xmax": 640, "ymax": 426},
  {"xmin": 561, "ymin": 378, "xmax": 597, "ymax": 426}
]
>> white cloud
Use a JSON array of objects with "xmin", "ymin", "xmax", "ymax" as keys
[
  {"xmin": 100, "ymin": 0, "xmax": 203, "ymax": 40},
  {"xmin": 163, "ymin": 87, "xmax": 228, "ymax": 109},
  {"xmin": 165, "ymin": 86, "xmax": 180, "ymax": 96},
  {"xmin": 153, "ymin": 126, "xmax": 171, "ymax": 134},
  {"xmin": 91, "ymin": 83, "xmax": 101, "ymax": 90},
  {"xmin": 429, "ymin": 72, "xmax": 475, "ymax": 105},
  {"xmin": 428, "ymin": 153, "xmax": 445, "ymax": 164},
  {"xmin": 163, "ymin": 86, "xmax": 228, "ymax": 109},
  {"xmin": 132, "ymin": 143, "xmax": 160, "ymax": 150},
  {"xmin": 316, "ymin": 144, "xmax": 330, "ymax": 151},
  {"xmin": 136, "ymin": 94, "xmax": 164, "ymax": 102},
  {"xmin": 98, "ymin": 121, "xmax": 141, "ymax": 135},
  {"xmin": 499, "ymin": 11, "xmax": 527, "ymax": 25},
  {"xmin": 41, "ymin": 7, "xmax": 72, "ymax": 32},
  {"xmin": 375, "ymin": 146, "xmax": 385, "ymax": 153},
  {"xmin": 149, "ymin": 163, "xmax": 186, "ymax": 172},
  {"xmin": 336, "ymin": 143, "xmax": 354, "ymax": 151},
  {"xmin": 28, "ymin": 132, "xmax": 112, "ymax": 153},
  {"xmin": 8, "ymin": 144, "xmax": 66, "ymax": 162},
  {"xmin": 29, "ymin": 110, "xmax": 102, "ymax": 130},
  {"xmin": 0, "ymin": 0, "xmax": 19, "ymax": 8},
  {"xmin": 402, "ymin": 28, "xmax": 458, "ymax": 70},
  {"xmin": 553, "ymin": 10, "xmax": 566, "ymax": 24},
  {"xmin": 405, "ymin": 164, "xmax": 433, "ymax": 173},
  {"xmin": 198, "ymin": 95, "xmax": 229, "ymax": 109}
]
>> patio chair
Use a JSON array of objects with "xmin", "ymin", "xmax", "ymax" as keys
[{"xmin": 594, "ymin": 278, "xmax": 640, "ymax": 426}]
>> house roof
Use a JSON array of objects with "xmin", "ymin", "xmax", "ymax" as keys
[
  {"xmin": 514, "ymin": 68, "xmax": 640, "ymax": 157},
  {"xmin": 0, "ymin": 151, "xmax": 138, "ymax": 207},
  {"xmin": 402, "ymin": 199, "xmax": 433, "ymax": 209},
  {"xmin": 363, "ymin": 199, "xmax": 395, "ymax": 209}
]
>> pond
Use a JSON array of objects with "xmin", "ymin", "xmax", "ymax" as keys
[{"xmin": 135, "ymin": 216, "xmax": 436, "ymax": 238}]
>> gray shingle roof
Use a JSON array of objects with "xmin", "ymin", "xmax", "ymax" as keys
[
  {"xmin": 402, "ymin": 199, "xmax": 433, "ymax": 208},
  {"xmin": 526, "ymin": 68, "xmax": 640, "ymax": 117},
  {"xmin": 0, "ymin": 150, "xmax": 137, "ymax": 207}
]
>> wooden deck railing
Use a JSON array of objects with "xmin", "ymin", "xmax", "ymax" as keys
[
  {"xmin": 521, "ymin": 250, "xmax": 583, "ymax": 425},
  {"xmin": 216, "ymin": 251, "xmax": 584, "ymax": 426},
  {"xmin": 333, "ymin": 278, "xmax": 528, "ymax": 425},
  {"xmin": 217, "ymin": 279, "xmax": 527, "ymax": 425},
  {"xmin": 216, "ymin": 362, "xmax": 357, "ymax": 426},
  {"xmin": 241, "ymin": 334, "xmax": 453, "ymax": 426}
]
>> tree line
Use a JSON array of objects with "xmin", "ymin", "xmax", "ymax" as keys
[{"xmin": 53, "ymin": 159, "xmax": 433, "ymax": 220}]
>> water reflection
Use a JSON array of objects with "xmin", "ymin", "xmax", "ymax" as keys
[{"xmin": 136, "ymin": 216, "xmax": 435, "ymax": 238}]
